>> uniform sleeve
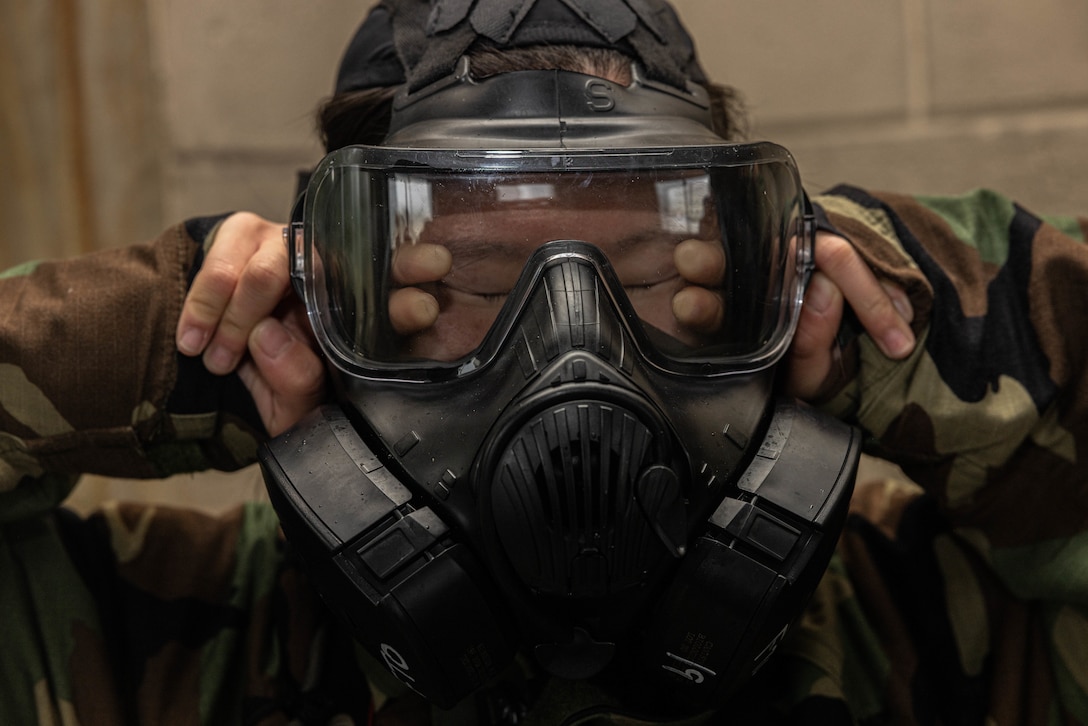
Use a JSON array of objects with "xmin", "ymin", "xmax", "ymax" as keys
[
  {"xmin": 0, "ymin": 218, "xmax": 266, "ymax": 520},
  {"xmin": 812, "ymin": 186, "xmax": 1088, "ymax": 595},
  {"xmin": 0, "ymin": 221, "xmax": 366, "ymax": 725}
]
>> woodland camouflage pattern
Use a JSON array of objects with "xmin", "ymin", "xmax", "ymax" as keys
[{"xmin": 1, "ymin": 188, "xmax": 1087, "ymax": 725}]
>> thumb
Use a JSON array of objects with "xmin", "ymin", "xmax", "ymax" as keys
[
  {"xmin": 244, "ymin": 317, "xmax": 326, "ymax": 436},
  {"xmin": 784, "ymin": 271, "xmax": 845, "ymax": 401}
]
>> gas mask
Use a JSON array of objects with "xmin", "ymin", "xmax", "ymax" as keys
[{"xmin": 259, "ymin": 8, "xmax": 860, "ymax": 716}]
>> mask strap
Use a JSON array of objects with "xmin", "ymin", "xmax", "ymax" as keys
[
  {"xmin": 389, "ymin": 0, "xmax": 477, "ymax": 92},
  {"xmin": 385, "ymin": 0, "xmax": 702, "ymax": 92}
]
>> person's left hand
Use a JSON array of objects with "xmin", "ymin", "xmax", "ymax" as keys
[
  {"xmin": 784, "ymin": 231, "xmax": 916, "ymax": 401},
  {"xmin": 175, "ymin": 212, "xmax": 325, "ymax": 436},
  {"xmin": 666, "ymin": 230, "xmax": 916, "ymax": 401}
]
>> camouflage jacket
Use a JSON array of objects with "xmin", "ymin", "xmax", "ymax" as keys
[{"xmin": 1, "ymin": 188, "xmax": 1087, "ymax": 725}]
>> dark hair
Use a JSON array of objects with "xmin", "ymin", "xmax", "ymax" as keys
[{"xmin": 317, "ymin": 45, "xmax": 746, "ymax": 152}]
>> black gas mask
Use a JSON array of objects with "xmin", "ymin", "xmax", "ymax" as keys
[{"xmin": 259, "ymin": 0, "xmax": 860, "ymax": 716}]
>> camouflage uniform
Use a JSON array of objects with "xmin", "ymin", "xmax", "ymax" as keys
[{"xmin": 1, "ymin": 188, "xmax": 1087, "ymax": 725}]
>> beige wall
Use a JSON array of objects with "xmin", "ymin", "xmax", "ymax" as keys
[
  {"xmin": 152, "ymin": 0, "xmax": 1088, "ymax": 228},
  {"xmin": 145, "ymin": 0, "xmax": 369, "ymax": 228},
  {"xmin": 2, "ymin": 0, "xmax": 163, "ymax": 265},
  {"xmin": 692, "ymin": 0, "xmax": 1088, "ymax": 215},
  {"xmin": 147, "ymin": 0, "xmax": 1088, "ymax": 230}
]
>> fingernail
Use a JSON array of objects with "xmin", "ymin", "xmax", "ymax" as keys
[
  {"xmin": 204, "ymin": 344, "xmax": 236, "ymax": 374},
  {"xmin": 881, "ymin": 280, "xmax": 914, "ymax": 323},
  {"xmin": 178, "ymin": 326, "xmax": 207, "ymax": 356},
  {"xmin": 805, "ymin": 273, "xmax": 835, "ymax": 314},
  {"xmin": 882, "ymin": 327, "xmax": 916, "ymax": 359},
  {"xmin": 255, "ymin": 320, "xmax": 293, "ymax": 359}
]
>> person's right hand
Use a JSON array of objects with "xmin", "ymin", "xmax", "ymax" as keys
[{"xmin": 175, "ymin": 212, "xmax": 325, "ymax": 436}]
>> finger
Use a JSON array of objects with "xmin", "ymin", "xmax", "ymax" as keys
[
  {"xmin": 177, "ymin": 218, "xmax": 260, "ymax": 357},
  {"xmin": 674, "ymin": 239, "xmax": 726, "ymax": 286},
  {"xmin": 815, "ymin": 232, "xmax": 915, "ymax": 359},
  {"xmin": 277, "ymin": 298, "xmax": 318, "ymax": 347},
  {"xmin": 879, "ymin": 279, "xmax": 914, "ymax": 324},
  {"xmin": 392, "ymin": 243, "xmax": 452, "ymax": 285},
  {"xmin": 240, "ymin": 316, "xmax": 326, "ymax": 437},
  {"xmin": 198, "ymin": 218, "xmax": 290, "ymax": 375},
  {"xmin": 389, "ymin": 287, "xmax": 440, "ymax": 335},
  {"xmin": 784, "ymin": 271, "xmax": 845, "ymax": 400},
  {"xmin": 203, "ymin": 239, "xmax": 290, "ymax": 374},
  {"xmin": 177, "ymin": 213, "xmax": 287, "ymax": 368},
  {"xmin": 671, "ymin": 286, "xmax": 724, "ymax": 333}
]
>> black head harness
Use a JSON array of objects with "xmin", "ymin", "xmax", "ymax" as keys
[{"xmin": 335, "ymin": 0, "xmax": 707, "ymax": 94}]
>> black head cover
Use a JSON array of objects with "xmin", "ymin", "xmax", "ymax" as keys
[{"xmin": 335, "ymin": 0, "xmax": 708, "ymax": 94}]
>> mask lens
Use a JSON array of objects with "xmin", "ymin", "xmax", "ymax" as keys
[{"xmin": 302, "ymin": 144, "xmax": 809, "ymax": 377}]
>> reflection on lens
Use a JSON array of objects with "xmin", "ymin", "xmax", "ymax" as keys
[{"xmin": 302, "ymin": 144, "xmax": 809, "ymax": 378}]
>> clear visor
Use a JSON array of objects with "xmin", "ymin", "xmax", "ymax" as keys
[{"xmin": 293, "ymin": 143, "xmax": 813, "ymax": 380}]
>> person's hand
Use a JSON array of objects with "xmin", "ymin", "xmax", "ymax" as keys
[
  {"xmin": 175, "ymin": 212, "xmax": 325, "ymax": 436},
  {"xmin": 670, "ymin": 238, "xmax": 726, "ymax": 334},
  {"xmin": 177, "ymin": 213, "xmax": 291, "ymax": 373},
  {"xmin": 784, "ymin": 231, "xmax": 916, "ymax": 401},
  {"xmin": 388, "ymin": 242, "xmax": 452, "ymax": 334},
  {"xmin": 236, "ymin": 300, "xmax": 326, "ymax": 437}
]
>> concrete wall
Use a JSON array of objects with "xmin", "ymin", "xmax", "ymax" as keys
[
  {"xmin": 693, "ymin": 0, "xmax": 1088, "ymax": 215},
  {"xmin": 144, "ymin": 0, "xmax": 1088, "ymax": 233}
]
